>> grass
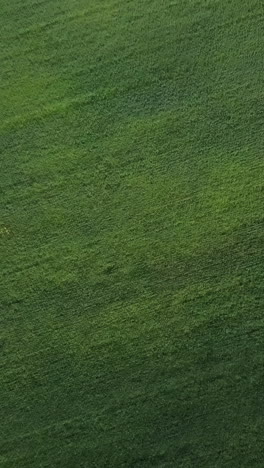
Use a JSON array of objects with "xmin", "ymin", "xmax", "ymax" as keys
[{"xmin": 0, "ymin": 0, "xmax": 264, "ymax": 466}]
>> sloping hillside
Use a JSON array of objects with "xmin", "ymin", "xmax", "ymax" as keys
[{"xmin": 0, "ymin": 0, "xmax": 264, "ymax": 466}]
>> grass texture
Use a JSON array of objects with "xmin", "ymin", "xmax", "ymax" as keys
[{"xmin": 0, "ymin": 0, "xmax": 264, "ymax": 466}]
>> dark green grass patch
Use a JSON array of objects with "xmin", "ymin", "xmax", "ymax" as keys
[{"xmin": 0, "ymin": 0, "xmax": 264, "ymax": 466}]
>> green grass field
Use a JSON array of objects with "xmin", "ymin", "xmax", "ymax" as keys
[{"xmin": 1, "ymin": 0, "xmax": 264, "ymax": 466}]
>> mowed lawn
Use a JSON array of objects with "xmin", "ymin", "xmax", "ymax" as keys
[{"xmin": 0, "ymin": 0, "xmax": 264, "ymax": 466}]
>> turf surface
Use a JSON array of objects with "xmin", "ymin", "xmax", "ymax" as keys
[{"xmin": 0, "ymin": 0, "xmax": 264, "ymax": 466}]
